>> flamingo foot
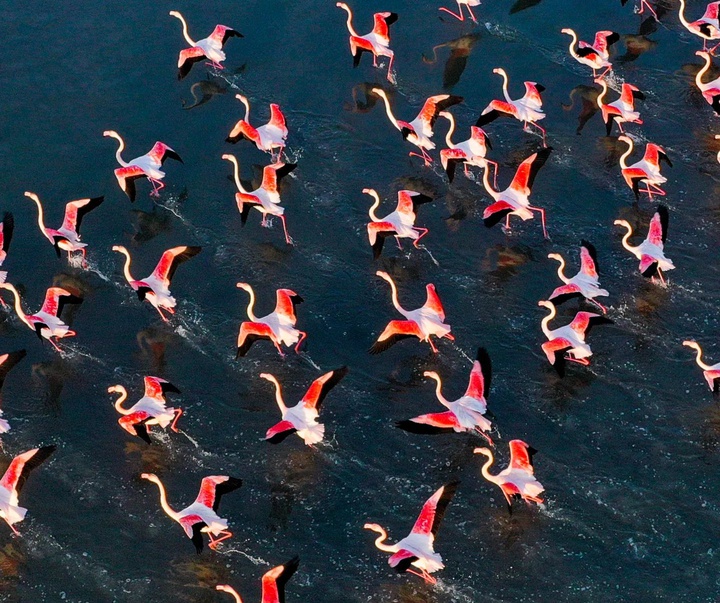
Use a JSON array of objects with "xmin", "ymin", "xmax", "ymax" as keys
[
  {"xmin": 294, "ymin": 331, "xmax": 307, "ymax": 353},
  {"xmin": 170, "ymin": 408, "xmax": 183, "ymax": 432}
]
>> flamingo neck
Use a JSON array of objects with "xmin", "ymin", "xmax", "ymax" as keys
[
  {"xmin": 540, "ymin": 304, "xmax": 556, "ymax": 338},
  {"xmin": 596, "ymin": 79, "xmax": 608, "ymax": 108},
  {"xmin": 367, "ymin": 190, "xmax": 381, "ymax": 221},
  {"xmin": 227, "ymin": 156, "xmax": 247, "ymax": 193},
  {"xmin": 692, "ymin": 345, "xmax": 713, "ymax": 371},
  {"xmin": 111, "ymin": 134, "xmax": 128, "ymax": 167},
  {"xmin": 221, "ymin": 588, "xmax": 243, "ymax": 603},
  {"xmin": 377, "ymin": 92, "xmax": 400, "ymax": 130},
  {"xmin": 174, "ymin": 12, "xmax": 196, "ymax": 46},
  {"xmin": 29, "ymin": 195, "xmax": 48, "ymax": 237},
  {"xmin": 149, "ymin": 479, "xmax": 180, "ymax": 521},
  {"xmin": 240, "ymin": 97, "xmax": 251, "ymax": 123},
  {"xmin": 385, "ymin": 276, "xmax": 407, "ymax": 315},
  {"xmin": 619, "ymin": 225, "xmax": 636, "ymax": 254},
  {"xmin": 498, "ymin": 70, "xmax": 512, "ymax": 103},
  {"xmin": 112, "ymin": 387, "xmax": 130, "ymax": 415},
  {"xmin": 554, "ymin": 256, "xmax": 568, "ymax": 283},
  {"xmin": 244, "ymin": 287, "xmax": 258, "ymax": 322},
  {"xmin": 444, "ymin": 113, "xmax": 456, "ymax": 148},
  {"xmin": 697, "ymin": 53, "xmax": 712, "ymax": 88},
  {"xmin": 678, "ymin": 0, "xmax": 692, "ymax": 31},
  {"xmin": 479, "ymin": 451, "xmax": 498, "ymax": 483},
  {"xmin": 482, "ymin": 163, "xmax": 496, "ymax": 195},
  {"xmin": 267, "ymin": 377, "xmax": 287, "ymax": 414},
  {"xmin": 429, "ymin": 375, "xmax": 450, "ymax": 406},
  {"xmin": 565, "ymin": 30, "xmax": 580, "ymax": 61},
  {"xmin": 619, "ymin": 139, "xmax": 634, "ymax": 170},
  {"xmin": 339, "ymin": 4, "xmax": 359, "ymax": 38},
  {"xmin": 119, "ymin": 249, "xmax": 135, "ymax": 284},
  {"xmin": 371, "ymin": 527, "xmax": 396, "ymax": 553},
  {"xmin": 1, "ymin": 284, "xmax": 30, "ymax": 328}
]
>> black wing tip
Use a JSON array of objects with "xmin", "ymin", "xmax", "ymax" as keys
[
  {"xmin": 475, "ymin": 346, "xmax": 491, "ymax": 365},
  {"xmin": 395, "ymin": 420, "xmax": 451, "ymax": 435},
  {"xmin": 266, "ymin": 428, "xmax": 297, "ymax": 444},
  {"xmin": 385, "ymin": 12, "xmax": 399, "ymax": 25},
  {"xmin": 483, "ymin": 208, "xmax": 512, "ymax": 229},
  {"xmin": 606, "ymin": 32, "xmax": 620, "ymax": 46},
  {"xmin": 535, "ymin": 84, "xmax": 546, "ymax": 93},
  {"xmin": 580, "ymin": 238, "xmax": 598, "ymax": 262}
]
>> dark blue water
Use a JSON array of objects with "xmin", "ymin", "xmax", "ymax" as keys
[{"xmin": 1, "ymin": 0, "xmax": 720, "ymax": 601}]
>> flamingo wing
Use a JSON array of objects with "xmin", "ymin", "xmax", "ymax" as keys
[
  {"xmin": 261, "ymin": 556, "xmax": 300, "ymax": 603},
  {"xmin": 389, "ymin": 548, "xmax": 419, "ymax": 573},
  {"xmin": 114, "ymin": 165, "xmax": 146, "ymax": 202},
  {"xmin": 416, "ymin": 94, "xmax": 463, "ymax": 132},
  {"xmin": 522, "ymin": 81, "xmax": 545, "ymax": 107},
  {"xmin": 41, "ymin": 287, "xmax": 82, "ymax": 318},
  {"xmin": 266, "ymin": 420, "xmax": 298, "ymax": 444},
  {"xmin": 396, "ymin": 190, "xmax": 433, "ymax": 214},
  {"xmin": 423, "ymin": 284, "xmax": 446, "ymax": 321},
  {"xmin": 118, "ymin": 412, "xmax": 152, "ymax": 444},
  {"xmin": 209, "ymin": 24, "xmax": 243, "ymax": 46},
  {"xmin": 580, "ymin": 239, "xmax": 600, "ymax": 277},
  {"xmin": 194, "ymin": 475, "xmax": 243, "ymax": 512},
  {"xmin": 179, "ymin": 515, "xmax": 207, "ymax": 553},
  {"xmin": 0, "ymin": 350, "xmax": 26, "ymax": 391},
  {"xmin": 483, "ymin": 200, "xmax": 515, "ymax": 228},
  {"xmin": 61, "ymin": 197, "xmax": 104, "ymax": 235},
  {"xmin": 269, "ymin": 104, "xmax": 287, "ymax": 130},
  {"xmin": 647, "ymin": 204, "xmax": 669, "ymax": 246},
  {"xmin": 396, "ymin": 411, "xmax": 460, "ymax": 434},
  {"xmin": 548, "ymin": 283, "xmax": 583, "ymax": 305},
  {"xmin": 367, "ymin": 222, "xmax": 397, "ymax": 259},
  {"xmin": 261, "ymin": 162, "xmax": 296, "ymax": 192},
  {"xmin": 274, "ymin": 289, "xmax": 303, "ymax": 321},
  {"xmin": 576, "ymin": 47, "xmax": 600, "ymax": 60},
  {"xmin": 370, "ymin": 320, "xmax": 423, "ymax": 354},
  {"xmin": 620, "ymin": 83, "xmax": 644, "ymax": 106},
  {"xmin": 0, "ymin": 212, "xmax": 14, "ymax": 255},
  {"xmin": 227, "ymin": 119, "xmax": 260, "ymax": 144},
  {"xmin": 236, "ymin": 322, "xmax": 275, "ymax": 357},
  {"xmin": 372, "ymin": 12, "xmax": 398, "ymax": 43},
  {"xmin": 509, "ymin": 147, "xmax": 552, "ymax": 193},
  {"xmin": 143, "ymin": 376, "xmax": 181, "ymax": 399},
  {"xmin": 703, "ymin": 2, "xmax": 720, "ymax": 21},
  {"xmin": 594, "ymin": 30, "xmax": 620, "ymax": 52},
  {"xmin": 301, "ymin": 367, "xmax": 348, "ymax": 411},
  {"xmin": 147, "ymin": 142, "xmax": 183, "ymax": 165},
  {"xmin": 508, "ymin": 440, "xmax": 536, "ymax": 474},
  {"xmin": 465, "ymin": 347, "xmax": 491, "ymax": 399},
  {"xmin": 178, "ymin": 47, "xmax": 206, "ymax": 80},
  {"xmin": 151, "ymin": 245, "xmax": 202, "ymax": 285},
  {"xmin": 475, "ymin": 100, "xmax": 517, "ymax": 127},
  {"xmin": 0, "ymin": 445, "xmax": 55, "ymax": 497},
  {"xmin": 410, "ymin": 480, "xmax": 459, "ymax": 537}
]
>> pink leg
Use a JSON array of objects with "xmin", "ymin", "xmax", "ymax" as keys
[
  {"xmin": 395, "ymin": 236, "xmax": 404, "ymax": 250},
  {"xmin": 408, "ymin": 151, "xmax": 433, "ymax": 166},
  {"xmin": 709, "ymin": 41, "xmax": 720, "ymax": 56},
  {"xmin": 386, "ymin": 54, "xmax": 395, "ymax": 82},
  {"xmin": 533, "ymin": 122, "xmax": 548, "ymax": 147},
  {"xmin": 486, "ymin": 160, "xmax": 500, "ymax": 189},
  {"xmin": 273, "ymin": 339, "xmax": 286, "ymax": 357},
  {"xmin": 439, "ymin": 5, "xmax": 464, "ymax": 20},
  {"xmin": 467, "ymin": 4, "xmax": 478, "ymax": 22},
  {"xmin": 8, "ymin": 523, "xmax": 20, "ymax": 536},
  {"xmin": 294, "ymin": 331, "xmax": 307, "ymax": 353},
  {"xmin": 48, "ymin": 338, "xmax": 63, "ymax": 353},
  {"xmin": 279, "ymin": 215, "xmax": 292, "ymax": 245},
  {"xmin": 170, "ymin": 408, "xmax": 183, "ymax": 432},
  {"xmin": 208, "ymin": 530, "xmax": 232, "ymax": 550},
  {"xmin": 589, "ymin": 298, "xmax": 608, "ymax": 314},
  {"xmin": 566, "ymin": 356, "xmax": 590, "ymax": 366},
  {"xmin": 599, "ymin": 65, "xmax": 612, "ymax": 79},
  {"xmin": 639, "ymin": 0, "xmax": 658, "ymax": 19},
  {"xmin": 81, "ymin": 248, "xmax": 88, "ymax": 269},
  {"xmin": 476, "ymin": 428, "xmax": 494, "ymax": 446},
  {"xmin": 505, "ymin": 214, "xmax": 511, "ymax": 230},
  {"xmin": 155, "ymin": 306, "xmax": 170, "ymax": 323},
  {"xmin": 428, "ymin": 338, "xmax": 439, "ymax": 353},
  {"xmin": 528, "ymin": 206, "xmax": 549, "ymax": 239},
  {"xmin": 412, "ymin": 228, "xmax": 429, "ymax": 248},
  {"xmin": 657, "ymin": 268, "xmax": 667, "ymax": 286},
  {"xmin": 261, "ymin": 213, "xmax": 268, "ymax": 227}
]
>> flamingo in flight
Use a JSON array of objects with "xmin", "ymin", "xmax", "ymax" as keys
[
  {"xmin": 104, "ymin": 131, "xmax": 183, "ymax": 202},
  {"xmin": 547, "ymin": 241, "xmax": 609, "ymax": 313},
  {"xmin": 227, "ymin": 95, "xmax": 288, "ymax": 160},
  {"xmin": 0, "ymin": 212, "xmax": 13, "ymax": 267},
  {"xmin": 0, "ymin": 282, "xmax": 82, "ymax": 352},
  {"xmin": 112, "ymin": 245, "xmax": 201, "ymax": 322},
  {"xmin": 0, "ymin": 350, "xmax": 27, "ymax": 434},
  {"xmin": 336, "ymin": 3, "xmax": 398, "ymax": 82},
  {"xmin": 365, "ymin": 481, "xmax": 458, "ymax": 584},
  {"xmin": 561, "ymin": 28, "xmax": 619, "ymax": 78},
  {"xmin": 0, "ymin": 446, "xmax": 55, "ymax": 535},
  {"xmin": 679, "ymin": 0, "xmax": 720, "ymax": 54},
  {"xmin": 474, "ymin": 440, "xmax": 544, "ymax": 512},
  {"xmin": 439, "ymin": 0, "xmax": 481, "ymax": 23},
  {"xmin": 617, "ymin": 136, "xmax": 672, "ymax": 201},
  {"xmin": 538, "ymin": 300, "xmax": 611, "ymax": 376},
  {"xmin": 476, "ymin": 68, "xmax": 547, "ymax": 146},
  {"xmin": 108, "ymin": 377, "xmax": 183, "ymax": 444},
  {"xmin": 695, "ymin": 51, "xmax": 720, "ymax": 115},
  {"xmin": 222, "ymin": 154, "xmax": 296, "ymax": 245},
  {"xmin": 614, "ymin": 205, "xmax": 675, "ymax": 285},
  {"xmin": 216, "ymin": 557, "xmax": 300, "ymax": 603},
  {"xmin": 397, "ymin": 347, "xmax": 493, "ymax": 443},
  {"xmin": 236, "ymin": 284, "xmax": 306, "ymax": 357},
  {"xmin": 169, "ymin": 11, "xmax": 242, "ymax": 79},
  {"xmin": 365, "ymin": 188, "xmax": 433, "ymax": 259},
  {"xmin": 25, "ymin": 192, "xmax": 103, "ymax": 266},
  {"xmin": 259, "ymin": 367, "xmax": 348, "ymax": 446},
  {"xmin": 372, "ymin": 88, "xmax": 463, "ymax": 165},
  {"xmin": 141, "ymin": 473, "xmax": 242, "ymax": 553},
  {"xmin": 438, "ymin": 110, "xmax": 497, "ymax": 184},
  {"xmin": 481, "ymin": 148, "xmax": 552, "ymax": 239},
  {"xmin": 683, "ymin": 340, "xmax": 720, "ymax": 393},
  {"xmin": 371, "ymin": 271, "xmax": 453, "ymax": 354},
  {"xmin": 594, "ymin": 78, "xmax": 644, "ymax": 136}
]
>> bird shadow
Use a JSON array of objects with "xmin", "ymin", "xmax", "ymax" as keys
[
  {"xmin": 344, "ymin": 82, "xmax": 396, "ymax": 114},
  {"xmin": 561, "ymin": 84, "xmax": 600, "ymax": 136},
  {"xmin": 422, "ymin": 33, "xmax": 481, "ymax": 90}
]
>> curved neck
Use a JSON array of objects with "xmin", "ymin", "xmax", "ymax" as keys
[
  {"xmin": 428, "ymin": 375, "xmax": 449, "ymax": 406},
  {"xmin": 27, "ymin": 194, "xmax": 48, "ymax": 236},
  {"xmin": 112, "ymin": 387, "xmax": 130, "ymax": 414},
  {"xmin": 553, "ymin": 256, "xmax": 568, "ymax": 283},
  {"xmin": 110, "ymin": 134, "xmax": 128, "ymax": 166},
  {"xmin": 679, "ymin": 0, "xmax": 692, "ymax": 31},
  {"xmin": 619, "ymin": 224, "xmax": 636, "ymax": 253},
  {"xmin": 540, "ymin": 304, "xmax": 556, "ymax": 338},
  {"xmin": 619, "ymin": 139, "xmax": 634, "ymax": 169},
  {"xmin": 1, "ymin": 284, "xmax": 29, "ymax": 327},
  {"xmin": 339, "ymin": 4, "xmax": 359, "ymax": 38},
  {"xmin": 265, "ymin": 375, "xmax": 287, "ymax": 413},
  {"xmin": 237, "ymin": 96, "xmax": 250, "ymax": 123},
  {"xmin": 482, "ymin": 162, "xmax": 496, "ymax": 195},
  {"xmin": 565, "ymin": 30, "xmax": 580, "ymax": 60},
  {"xmin": 148, "ymin": 479, "xmax": 179, "ymax": 521},
  {"xmin": 692, "ymin": 345, "xmax": 713, "ymax": 371},
  {"xmin": 596, "ymin": 79, "xmax": 608, "ymax": 108},
  {"xmin": 243, "ymin": 287, "xmax": 257, "ymax": 322},
  {"xmin": 118, "ymin": 248, "xmax": 135, "ymax": 283},
  {"xmin": 173, "ymin": 12, "xmax": 195, "ymax": 46},
  {"xmin": 444, "ymin": 113, "xmax": 456, "ymax": 148},
  {"xmin": 479, "ymin": 451, "xmax": 497, "ymax": 483},
  {"xmin": 384, "ymin": 277, "xmax": 406, "ymax": 314},
  {"xmin": 697, "ymin": 53, "xmax": 712, "ymax": 88},
  {"xmin": 371, "ymin": 527, "xmax": 396, "ymax": 553},
  {"xmin": 377, "ymin": 92, "xmax": 400, "ymax": 129},
  {"xmin": 225, "ymin": 156, "xmax": 247, "ymax": 193},
  {"xmin": 366, "ymin": 190, "xmax": 381, "ymax": 221},
  {"xmin": 219, "ymin": 589, "xmax": 242, "ymax": 603},
  {"xmin": 498, "ymin": 70, "xmax": 512, "ymax": 103}
]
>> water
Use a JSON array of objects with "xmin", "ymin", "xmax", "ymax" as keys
[{"xmin": 0, "ymin": 0, "xmax": 718, "ymax": 601}]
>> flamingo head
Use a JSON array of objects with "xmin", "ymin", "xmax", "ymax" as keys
[
  {"xmin": 375, "ymin": 270, "xmax": 392, "ymax": 284},
  {"xmin": 216, "ymin": 585, "xmax": 242, "ymax": 600},
  {"xmin": 547, "ymin": 253, "xmax": 563, "ymax": 263},
  {"xmin": 683, "ymin": 340, "xmax": 700, "ymax": 350},
  {"xmin": 140, "ymin": 473, "xmax": 159, "ymax": 482},
  {"xmin": 473, "ymin": 447, "xmax": 492, "ymax": 457},
  {"xmin": 593, "ymin": 77, "xmax": 605, "ymax": 85},
  {"xmin": 259, "ymin": 372, "xmax": 275, "ymax": 383},
  {"xmin": 537, "ymin": 300, "xmax": 554, "ymax": 310},
  {"xmin": 492, "ymin": 67, "xmax": 506, "ymax": 77},
  {"xmin": 370, "ymin": 87, "xmax": 386, "ymax": 98},
  {"xmin": 336, "ymin": 2, "xmax": 349, "ymax": 9},
  {"xmin": 111, "ymin": 245, "xmax": 128, "ymax": 254},
  {"xmin": 363, "ymin": 523, "xmax": 385, "ymax": 534},
  {"xmin": 696, "ymin": 50, "xmax": 709, "ymax": 57},
  {"xmin": 235, "ymin": 93, "xmax": 249, "ymax": 104},
  {"xmin": 236, "ymin": 282, "xmax": 252, "ymax": 292},
  {"xmin": 423, "ymin": 370, "xmax": 441, "ymax": 382},
  {"xmin": 617, "ymin": 134, "xmax": 632, "ymax": 145},
  {"xmin": 613, "ymin": 219, "xmax": 631, "ymax": 230},
  {"xmin": 438, "ymin": 110, "xmax": 452, "ymax": 119},
  {"xmin": 168, "ymin": 10, "xmax": 182, "ymax": 19},
  {"xmin": 102, "ymin": 130, "xmax": 120, "ymax": 139},
  {"xmin": 362, "ymin": 188, "xmax": 377, "ymax": 196},
  {"xmin": 23, "ymin": 191, "xmax": 39, "ymax": 202},
  {"xmin": 107, "ymin": 385, "xmax": 123, "ymax": 394},
  {"xmin": 560, "ymin": 28, "xmax": 573, "ymax": 35},
  {"xmin": 716, "ymin": 135, "xmax": 720, "ymax": 140},
  {"xmin": 221, "ymin": 153, "xmax": 236, "ymax": 162}
]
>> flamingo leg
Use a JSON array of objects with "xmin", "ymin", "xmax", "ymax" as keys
[
  {"xmin": 598, "ymin": 65, "xmax": 612, "ymax": 79},
  {"xmin": 148, "ymin": 178, "xmax": 165, "ymax": 198},
  {"xmin": 279, "ymin": 215, "xmax": 293, "ymax": 245},
  {"xmin": 170, "ymin": 408, "xmax": 183, "ymax": 432},
  {"xmin": 154, "ymin": 305, "xmax": 170, "ymax": 323},
  {"xmin": 386, "ymin": 54, "xmax": 395, "ymax": 83},
  {"xmin": 565, "ymin": 355, "xmax": 590, "ymax": 366},
  {"xmin": 294, "ymin": 331, "xmax": 307, "ymax": 353},
  {"xmin": 528, "ymin": 205, "xmax": 549, "ymax": 239},
  {"xmin": 476, "ymin": 428, "xmax": 494, "ymax": 446},
  {"xmin": 395, "ymin": 235, "xmax": 404, "ymax": 250},
  {"xmin": 504, "ymin": 214, "xmax": 511, "ymax": 230},
  {"xmin": 48, "ymin": 338, "xmax": 63, "ymax": 353},
  {"xmin": 657, "ymin": 268, "xmax": 667, "ymax": 286},
  {"xmin": 588, "ymin": 298, "xmax": 608, "ymax": 314},
  {"xmin": 409, "ymin": 150, "xmax": 433, "ymax": 166},
  {"xmin": 208, "ymin": 530, "xmax": 233, "ymax": 550},
  {"xmin": 466, "ymin": 4, "xmax": 478, "ymax": 22},
  {"xmin": 428, "ymin": 338, "xmax": 439, "ymax": 353},
  {"xmin": 439, "ymin": 4, "xmax": 464, "ymax": 20},
  {"xmin": 638, "ymin": 0, "xmax": 658, "ymax": 20},
  {"xmin": 273, "ymin": 339, "xmax": 287, "ymax": 357},
  {"xmin": 486, "ymin": 160, "xmax": 500, "ymax": 189},
  {"xmin": 412, "ymin": 228, "xmax": 429, "ymax": 248},
  {"xmin": 532, "ymin": 122, "xmax": 548, "ymax": 147},
  {"xmin": 8, "ymin": 522, "xmax": 20, "ymax": 537}
]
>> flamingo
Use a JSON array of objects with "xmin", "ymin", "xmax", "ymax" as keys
[
  {"xmin": 364, "ymin": 188, "xmax": 433, "ymax": 259},
  {"xmin": 336, "ymin": 3, "xmax": 398, "ymax": 82},
  {"xmin": 614, "ymin": 205, "xmax": 675, "ymax": 285},
  {"xmin": 141, "ymin": 473, "xmax": 242, "ymax": 553},
  {"xmin": 481, "ymin": 148, "xmax": 552, "ymax": 239},
  {"xmin": 475, "ymin": 68, "xmax": 547, "ymax": 146},
  {"xmin": 695, "ymin": 51, "xmax": 720, "ymax": 115},
  {"xmin": 235, "ymin": 284, "xmax": 306, "ymax": 357},
  {"xmin": 683, "ymin": 340, "xmax": 720, "ymax": 393},
  {"xmin": 561, "ymin": 28, "xmax": 619, "ymax": 78},
  {"xmin": 0, "ymin": 283, "xmax": 82, "ymax": 352},
  {"xmin": 474, "ymin": 440, "xmax": 544, "ymax": 512},
  {"xmin": 112, "ymin": 245, "xmax": 201, "ymax": 322},
  {"xmin": 0, "ymin": 446, "xmax": 55, "ymax": 535},
  {"xmin": 679, "ymin": 0, "xmax": 720, "ymax": 54},
  {"xmin": 108, "ymin": 377, "xmax": 183, "ymax": 444},
  {"xmin": 370, "ymin": 271, "xmax": 453, "ymax": 354},
  {"xmin": 259, "ymin": 367, "xmax": 348, "ymax": 446},
  {"xmin": 0, "ymin": 350, "xmax": 27, "ymax": 434},
  {"xmin": 103, "ymin": 130, "xmax": 183, "ymax": 202},
  {"xmin": 594, "ymin": 78, "xmax": 644, "ymax": 136},
  {"xmin": 222, "ymin": 154, "xmax": 296, "ymax": 244},
  {"xmin": 438, "ymin": 110, "xmax": 497, "ymax": 184},
  {"xmin": 538, "ymin": 300, "xmax": 611, "ymax": 375},
  {"xmin": 439, "ymin": 0, "xmax": 481, "ymax": 23},
  {"xmin": 372, "ymin": 88, "xmax": 463, "ymax": 165},
  {"xmin": 0, "ymin": 213, "xmax": 13, "ymax": 267},
  {"xmin": 364, "ymin": 481, "xmax": 458, "ymax": 584},
  {"xmin": 397, "ymin": 347, "xmax": 493, "ymax": 443},
  {"xmin": 226, "ymin": 95, "xmax": 288, "ymax": 160},
  {"xmin": 169, "ymin": 11, "xmax": 242, "ymax": 79},
  {"xmin": 216, "ymin": 557, "xmax": 300, "ymax": 603},
  {"xmin": 25, "ymin": 192, "xmax": 103, "ymax": 266},
  {"xmin": 617, "ymin": 135, "xmax": 671, "ymax": 201},
  {"xmin": 547, "ymin": 241, "xmax": 609, "ymax": 313}
]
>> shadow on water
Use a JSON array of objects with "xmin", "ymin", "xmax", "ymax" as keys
[
  {"xmin": 31, "ymin": 359, "xmax": 72, "ymax": 415},
  {"xmin": 561, "ymin": 84, "xmax": 600, "ymax": 136},
  {"xmin": 422, "ymin": 33, "xmax": 481, "ymax": 90},
  {"xmin": 344, "ymin": 82, "xmax": 396, "ymax": 114}
]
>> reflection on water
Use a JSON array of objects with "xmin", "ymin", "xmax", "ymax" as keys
[
  {"xmin": 345, "ymin": 82, "xmax": 395, "ymax": 114},
  {"xmin": 423, "ymin": 33, "xmax": 481, "ymax": 90},
  {"xmin": 31, "ymin": 359, "xmax": 71, "ymax": 414},
  {"xmin": 509, "ymin": 0, "xmax": 543, "ymax": 14},
  {"xmin": 562, "ymin": 84, "xmax": 600, "ymax": 136}
]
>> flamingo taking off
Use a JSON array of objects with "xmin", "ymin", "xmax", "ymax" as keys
[
  {"xmin": 236, "ymin": 284, "xmax": 307, "ymax": 357},
  {"xmin": 397, "ymin": 347, "xmax": 493, "ymax": 443},
  {"xmin": 0, "ymin": 446, "xmax": 55, "ymax": 535},
  {"xmin": 0, "ymin": 350, "xmax": 27, "ymax": 434},
  {"xmin": 259, "ymin": 367, "xmax": 348, "ymax": 446},
  {"xmin": 0, "ymin": 213, "xmax": 13, "ymax": 267},
  {"xmin": 169, "ymin": 11, "xmax": 242, "ymax": 79},
  {"xmin": 364, "ymin": 481, "xmax": 458, "ymax": 584},
  {"xmin": 365, "ymin": 188, "xmax": 433, "ymax": 259},
  {"xmin": 679, "ymin": 0, "xmax": 720, "ymax": 54},
  {"xmin": 481, "ymin": 148, "xmax": 552, "ymax": 239},
  {"xmin": 561, "ymin": 28, "xmax": 619, "ymax": 78},
  {"xmin": 614, "ymin": 205, "xmax": 675, "ymax": 285},
  {"xmin": 683, "ymin": 340, "xmax": 720, "ymax": 393},
  {"xmin": 595, "ymin": 78, "xmax": 644, "ymax": 136},
  {"xmin": 0, "ymin": 282, "xmax": 82, "ymax": 352},
  {"xmin": 141, "ymin": 473, "xmax": 242, "ymax": 553},
  {"xmin": 112, "ymin": 245, "xmax": 201, "ymax": 322},
  {"xmin": 216, "ymin": 557, "xmax": 300, "ymax": 603},
  {"xmin": 222, "ymin": 154, "xmax": 296, "ymax": 244},
  {"xmin": 547, "ymin": 241, "xmax": 609, "ymax": 313},
  {"xmin": 538, "ymin": 300, "xmax": 612, "ymax": 376},
  {"xmin": 226, "ymin": 95, "xmax": 288, "ymax": 160},
  {"xmin": 474, "ymin": 440, "xmax": 544, "ymax": 512},
  {"xmin": 617, "ymin": 136, "xmax": 671, "ymax": 201},
  {"xmin": 25, "ymin": 192, "xmax": 104, "ymax": 266},
  {"xmin": 371, "ymin": 271, "xmax": 453, "ymax": 354},
  {"xmin": 104, "ymin": 130, "xmax": 183, "ymax": 202},
  {"xmin": 476, "ymin": 68, "xmax": 547, "ymax": 146},
  {"xmin": 439, "ymin": 0, "xmax": 481, "ymax": 23},
  {"xmin": 108, "ymin": 377, "xmax": 183, "ymax": 444},
  {"xmin": 336, "ymin": 3, "xmax": 398, "ymax": 82},
  {"xmin": 372, "ymin": 88, "xmax": 463, "ymax": 165},
  {"xmin": 438, "ymin": 110, "xmax": 497, "ymax": 184},
  {"xmin": 695, "ymin": 51, "xmax": 720, "ymax": 115}
]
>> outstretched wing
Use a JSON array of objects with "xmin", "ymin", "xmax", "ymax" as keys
[
  {"xmin": 396, "ymin": 411, "xmax": 460, "ymax": 434},
  {"xmin": 396, "ymin": 190, "xmax": 433, "ymax": 215},
  {"xmin": 143, "ymin": 376, "xmax": 180, "ymax": 399},
  {"xmin": 465, "ymin": 347, "xmax": 491, "ymax": 399},
  {"xmin": 152, "ymin": 246, "xmax": 201, "ymax": 285},
  {"xmin": 194, "ymin": 475, "xmax": 243, "ymax": 512},
  {"xmin": 372, "ymin": 12, "xmax": 398, "ymax": 44},
  {"xmin": 647, "ymin": 204, "xmax": 668, "ymax": 246},
  {"xmin": 62, "ymin": 197, "xmax": 104, "ymax": 235},
  {"xmin": 209, "ymin": 24, "xmax": 243, "ymax": 47},
  {"xmin": 410, "ymin": 480, "xmax": 459, "ymax": 537},
  {"xmin": 261, "ymin": 162, "xmax": 296, "ymax": 192},
  {"xmin": 274, "ymin": 289, "xmax": 303, "ymax": 321},
  {"xmin": 0, "ymin": 212, "xmax": 14, "ymax": 256},
  {"xmin": 261, "ymin": 556, "xmax": 300, "ymax": 603},
  {"xmin": 508, "ymin": 440, "xmax": 536, "ymax": 474},
  {"xmin": 423, "ymin": 284, "xmax": 446, "ymax": 321},
  {"xmin": 370, "ymin": 320, "xmax": 422, "ymax": 354},
  {"xmin": 0, "ymin": 350, "xmax": 26, "ymax": 391},
  {"xmin": 0, "ymin": 445, "xmax": 56, "ymax": 497},
  {"xmin": 579, "ymin": 239, "xmax": 599, "ymax": 277},
  {"xmin": 416, "ymin": 94, "xmax": 463, "ymax": 132},
  {"xmin": 147, "ymin": 142, "xmax": 183, "ymax": 165},
  {"xmin": 301, "ymin": 367, "xmax": 348, "ymax": 411},
  {"xmin": 41, "ymin": 287, "xmax": 83, "ymax": 318},
  {"xmin": 509, "ymin": 147, "xmax": 552, "ymax": 193}
]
